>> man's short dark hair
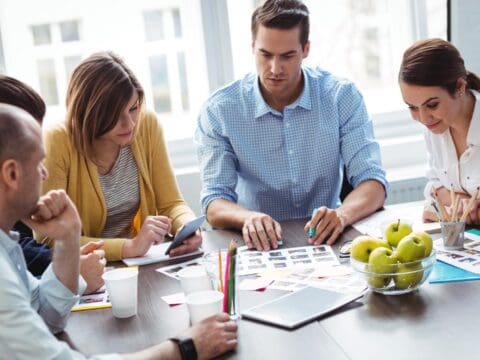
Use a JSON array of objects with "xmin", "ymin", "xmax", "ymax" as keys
[
  {"xmin": 0, "ymin": 75, "xmax": 46, "ymax": 123},
  {"xmin": 0, "ymin": 104, "xmax": 38, "ymax": 165},
  {"xmin": 251, "ymin": 0, "xmax": 310, "ymax": 48}
]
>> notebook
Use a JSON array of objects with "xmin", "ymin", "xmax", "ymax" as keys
[
  {"xmin": 241, "ymin": 287, "xmax": 364, "ymax": 329},
  {"xmin": 429, "ymin": 260, "xmax": 480, "ymax": 284}
]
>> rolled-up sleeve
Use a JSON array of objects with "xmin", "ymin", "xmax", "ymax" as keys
[
  {"xmin": 337, "ymin": 82, "xmax": 388, "ymax": 192},
  {"xmin": 195, "ymin": 103, "xmax": 240, "ymax": 213},
  {"xmin": 31, "ymin": 265, "xmax": 84, "ymax": 334}
]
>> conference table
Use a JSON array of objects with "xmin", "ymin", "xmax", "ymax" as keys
[{"xmin": 61, "ymin": 218, "xmax": 480, "ymax": 360}]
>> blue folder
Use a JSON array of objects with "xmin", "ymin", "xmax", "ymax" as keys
[{"xmin": 429, "ymin": 260, "xmax": 480, "ymax": 284}]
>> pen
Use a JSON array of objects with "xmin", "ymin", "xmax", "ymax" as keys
[
  {"xmin": 308, "ymin": 208, "xmax": 317, "ymax": 238},
  {"xmin": 430, "ymin": 201, "xmax": 441, "ymax": 221}
]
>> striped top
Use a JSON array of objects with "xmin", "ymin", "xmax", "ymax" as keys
[{"xmin": 99, "ymin": 146, "xmax": 140, "ymax": 238}]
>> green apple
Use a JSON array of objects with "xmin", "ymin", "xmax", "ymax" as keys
[
  {"xmin": 368, "ymin": 274, "xmax": 392, "ymax": 289},
  {"xmin": 396, "ymin": 235, "xmax": 426, "ymax": 263},
  {"xmin": 368, "ymin": 247, "xmax": 398, "ymax": 273},
  {"xmin": 367, "ymin": 247, "xmax": 398, "ymax": 289},
  {"xmin": 351, "ymin": 235, "xmax": 391, "ymax": 263},
  {"xmin": 412, "ymin": 231, "xmax": 433, "ymax": 257},
  {"xmin": 394, "ymin": 263, "xmax": 424, "ymax": 289},
  {"xmin": 384, "ymin": 219, "xmax": 413, "ymax": 247}
]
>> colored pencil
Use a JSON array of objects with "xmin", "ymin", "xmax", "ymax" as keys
[
  {"xmin": 460, "ymin": 187, "xmax": 480, "ymax": 222},
  {"xmin": 431, "ymin": 185, "xmax": 448, "ymax": 221},
  {"xmin": 218, "ymin": 249, "xmax": 224, "ymax": 293},
  {"xmin": 223, "ymin": 252, "xmax": 230, "ymax": 313}
]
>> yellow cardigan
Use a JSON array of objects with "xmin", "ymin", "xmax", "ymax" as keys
[{"xmin": 37, "ymin": 111, "xmax": 195, "ymax": 261}]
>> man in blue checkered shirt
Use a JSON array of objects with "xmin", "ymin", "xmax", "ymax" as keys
[{"xmin": 195, "ymin": 0, "xmax": 387, "ymax": 251}]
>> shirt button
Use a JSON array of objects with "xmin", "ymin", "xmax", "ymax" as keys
[
  {"xmin": 292, "ymin": 178, "xmax": 298, "ymax": 184},
  {"xmin": 288, "ymin": 149, "xmax": 294, "ymax": 155},
  {"xmin": 294, "ymin": 203, "xmax": 301, "ymax": 208},
  {"xmin": 286, "ymin": 122, "xmax": 290, "ymax": 128}
]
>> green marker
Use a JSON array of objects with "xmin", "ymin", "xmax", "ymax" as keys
[{"xmin": 308, "ymin": 208, "xmax": 317, "ymax": 238}]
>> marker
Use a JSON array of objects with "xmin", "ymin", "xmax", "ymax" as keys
[{"xmin": 308, "ymin": 208, "xmax": 317, "ymax": 238}]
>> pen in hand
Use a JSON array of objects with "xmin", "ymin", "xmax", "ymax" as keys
[{"xmin": 308, "ymin": 208, "xmax": 317, "ymax": 239}]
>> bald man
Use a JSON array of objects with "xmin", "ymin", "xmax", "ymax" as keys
[{"xmin": 0, "ymin": 104, "xmax": 237, "ymax": 359}]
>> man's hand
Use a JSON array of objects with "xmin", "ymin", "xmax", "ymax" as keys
[
  {"xmin": 24, "ymin": 189, "xmax": 81, "ymax": 242},
  {"xmin": 122, "ymin": 216, "xmax": 172, "ymax": 258},
  {"xmin": 24, "ymin": 190, "xmax": 81, "ymax": 294},
  {"xmin": 169, "ymin": 229, "xmax": 202, "ymax": 257},
  {"xmin": 242, "ymin": 212, "xmax": 282, "ymax": 251},
  {"xmin": 80, "ymin": 241, "xmax": 106, "ymax": 294},
  {"xmin": 304, "ymin": 207, "xmax": 345, "ymax": 245},
  {"xmin": 181, "ymin": 313, "xmax": 238, "ymax": 359}
]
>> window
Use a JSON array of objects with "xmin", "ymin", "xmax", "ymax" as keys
[
  {"xmin": 31, "ymin": 24, "xmax": 51, "ymax": 45},
  {"xmin": 0, "ymin": 0, "xmax": 447, "ymax": 178},
  {"xmin": 228, "ymin": 0, "xmax": 447, "ymax": 116},
  {"xmin": 226, "ymin": 0, "xmax": 446, "ymax": 181},
  {"xmin": 0, "ymin": 0, "xmax": 208, "ymax": 140},
  {"xmin": 59, "ymin": 20, "xmax": 80, "ymax": 42},
  {"xmin": 37, "ymin": 58, "xmax": 58, "ymax": 105},
  {"xmin": 143, "ymin": 10, "xmax": 165, "ymax": 41},
  {"xmin": 149, "ymin": 55, "xmax": 171, "ymax": 113},
  {"xmin": 26, "ymin": 19, "xmax": 83, "ymax": 113}
]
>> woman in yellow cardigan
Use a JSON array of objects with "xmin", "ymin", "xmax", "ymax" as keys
[{"xmin": 38, "ymin": 52, "xmax": 202, "ymax": 261}]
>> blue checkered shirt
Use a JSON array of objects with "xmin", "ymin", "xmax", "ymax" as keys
[{"xmin": 195, "ymin": 67, "xmax": 387, "ymax": 221}]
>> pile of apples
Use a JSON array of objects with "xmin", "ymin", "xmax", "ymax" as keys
[{"xmin": 350, "ymin": 219, "xmax": 433, "ymax": 289}]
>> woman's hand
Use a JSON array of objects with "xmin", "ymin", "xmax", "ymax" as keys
[
  {"xmin": 122, "ymin": 216, "xmax": 172, "ymax": 258},
  {"xmin": 169, "ymin": 229, "xmax": 202, "ymax": 257},
  {"xmin": 459, "ymin": 198, "xmax": 480, "ymax": 225}
]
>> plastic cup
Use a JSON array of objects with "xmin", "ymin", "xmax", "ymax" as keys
[
  {"xmin": 178, "ymin": 265, "xmax": 212, "ymax": 295},
  {"xmin": 441, "ymin": 221, "xmax": 465, "ymax": 250},
  {"xmin": 186, "ymin": 290, "xmax": 224, "ymax": 324},
  {"xmin": 102, "ymin": 268, "xmax": 138, "ymax": 318}
]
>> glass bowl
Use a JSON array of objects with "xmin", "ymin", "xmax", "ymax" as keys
[{"xmin": 350, "ymin": 250, "xmax": 436, "ymax": 295}]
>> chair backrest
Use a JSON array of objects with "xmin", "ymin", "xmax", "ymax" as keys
[
  {"xmin": 339, "ymin": 167, "xmax": 353, "ymax": 202},
  {"xmin": 13, "ymin": 221, "xmax": 33, "ymax": 238}
]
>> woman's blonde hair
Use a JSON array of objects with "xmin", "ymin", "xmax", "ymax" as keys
[{"xmin": 66, "ymin": 51, "xmax": 144, "ymax": 161}]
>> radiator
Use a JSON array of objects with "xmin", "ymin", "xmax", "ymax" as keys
[{"xmin": 385, "ymin": 177, "xmax": 427, "ymax": 205}]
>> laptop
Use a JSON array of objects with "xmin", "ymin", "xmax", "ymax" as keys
[{"xmin": 241, "ymin": 286, "xmax": 364, "ymax": 329}]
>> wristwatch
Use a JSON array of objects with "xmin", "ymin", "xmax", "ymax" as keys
[{"xmin": 169, "ymin": 336, "xmax": 198, "ymax": 360}]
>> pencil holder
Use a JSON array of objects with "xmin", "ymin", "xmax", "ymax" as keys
[
  {"xmin": 202, "ymin": 249, "xmax": 240, "ymax": 320},
  {"xmin": 441, "ymin": 221, "xmax": 465, "ymax": 250}
]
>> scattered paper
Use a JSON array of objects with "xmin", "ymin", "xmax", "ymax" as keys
[
  {"xmin": 434, "ymin": 232, "xmax": 480, "ymax": 274},
  {"xmin": 238, "ymin": 277, "xmax": 273, "ymax": 291},
  {"xmin": 353, "ymin": 203, "xmax": 441, "ymax": 238},
  {"xmin": 156, "ymin": 258, "xmax": 205, "ymax": 279},
  {"xmin": 161, "ymin": 292, "xmax": 187, "ymax": 306},
  {"xmin": 312, "ymin": 265, "xmax": 353, "ymax": 278},
  {"xmin": 237, "ymin": 245, "xmax": 339, "ymax": 276},
  {"xmin": 72, "ymin": 286, "xmax": 111, "ymax": 312},
  {"xmin": 122, "ymin": 242, "xmax": 203, "ymax": 267}
]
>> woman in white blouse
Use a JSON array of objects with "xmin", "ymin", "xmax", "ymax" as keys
[{"xmin": 398, "ymin": 38, "xmax": 480, "ymax": 224}]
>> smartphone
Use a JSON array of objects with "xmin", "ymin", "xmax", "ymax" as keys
[
  {"xmin": 164, "ymin": 215, "xmax": 206, "ymax": 255},
  {"xmin": 339, "ymin": 240, "xmax": 353, "ymax": 258}
]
